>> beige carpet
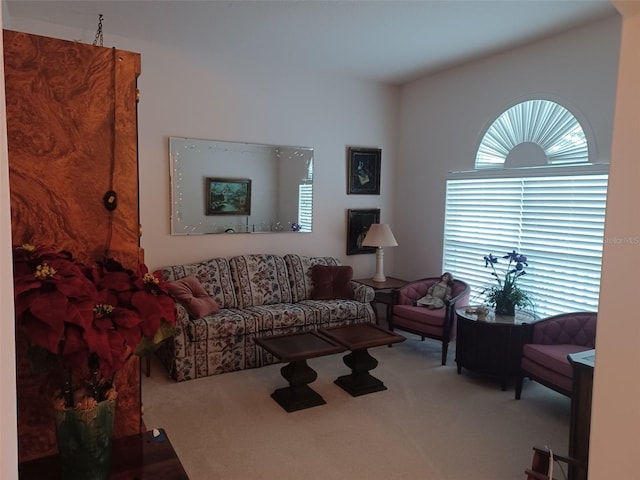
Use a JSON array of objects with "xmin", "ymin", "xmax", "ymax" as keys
[{"xmin": 142, "ymin": 334, "xmax": 570, "ymax": 480}]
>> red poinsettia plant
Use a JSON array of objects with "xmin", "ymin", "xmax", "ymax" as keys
[{"xmin": 12, "ymin": 244, "xmax": 176, "ymax": 409}]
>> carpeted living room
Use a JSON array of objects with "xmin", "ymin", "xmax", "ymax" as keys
[
  {"xmin": 142, "ymin": 331, "xmax": 570, "ymax": 479},
  {"xmin": 3, "ymin": 2, "xmax": 640, "ymax": 480}
]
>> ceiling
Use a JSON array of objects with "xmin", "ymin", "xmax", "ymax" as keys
[{"xmin": 5, "ymin": 0, "xmax": 618, "ymax": 85}]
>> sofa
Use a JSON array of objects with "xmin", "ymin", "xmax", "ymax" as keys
[
  {"xmin": 515, "ymin": 311, "xmax": 597, "ymax": 399},
  {"xmin": 156, "ymin": 253, "xmax": 376, "ymax": 381}
]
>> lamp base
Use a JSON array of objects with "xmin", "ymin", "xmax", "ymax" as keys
[{"xmin": 371, "ymin": 247, "xmax": 386, "ymax": 283}]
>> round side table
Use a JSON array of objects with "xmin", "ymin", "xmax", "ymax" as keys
[{"xmin": 455, "ymin": 307, "xmax": 538, "ymax": 390}]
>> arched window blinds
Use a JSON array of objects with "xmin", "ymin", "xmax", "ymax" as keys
[{"xmin": 475, "ymin": 100, "xmax": 589, "ymax": 169}]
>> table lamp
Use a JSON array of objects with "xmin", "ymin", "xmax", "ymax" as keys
[{"xmin": 362, "ymin": 223, "xmax": 398, "ymax": 282}]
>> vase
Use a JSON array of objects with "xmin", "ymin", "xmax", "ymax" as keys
[
  {"xmin": 54, "ymin": 397, "xmax": 117, "ymax": 480},
  {"xmin": 495, "ymin": 299, "xmax": 516, "ymax": 316}
]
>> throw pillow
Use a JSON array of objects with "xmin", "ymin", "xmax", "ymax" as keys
[
  {"xmin": 166, "ymin": 275, "xmax": 220, "ymax": 319},
  {"xmin": 311, "ymin": 265, "xmax": 354, "ymax": 300}
]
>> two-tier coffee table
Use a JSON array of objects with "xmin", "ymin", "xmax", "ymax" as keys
[
  {"xmin": 319, "ymin": 323, "xmax": 406, "ymax": 396},
  {"xmin": 254, "ymin": 331, "xmax": 346, "ymax": 412}
]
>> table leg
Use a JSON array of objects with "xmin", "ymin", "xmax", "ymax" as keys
[
  {"xmin": 271, "ymin": 359, "xmax": 325, "ymax": 412},
  {"xmin": 335, "ymin": 348, "xmax": 386, "ymax": 396}
]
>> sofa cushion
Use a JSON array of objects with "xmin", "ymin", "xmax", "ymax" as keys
[
  {"xmin": 159, "ymin": 257, "xmax": 238, "ymax": 309},
  {"xmin": 311, "ymin": 265, "xmax": 354, "ymax": 300},
  {"xmin": 244, "ymin": 303, "xmax": 317, "ymax": 332},
  {"xmin": 393, "ymin": 304, "xmax": 446, "ymax": 326},
  {"xmin": 187, "ymin": 308, "xmax": 259, "ymax": 342},
  {"xmin": 299, "ymin": 299, "xmax": 374, "ymax": 326},
  {"xmin": 166, "ymin": 275, "xmax": 220, "ymax": 319},
  {"xmin": 229, "ymin": 254, "xmax": 293, "ymax": 308},
  {"xmin": 520, "ymin": 356, "xmax": 573, "ymax": 394},
  {"xmin": 522, "ymin": 343, "xmax": 590, "ymax": 379},
  {"xmin": 284, "ymin": 254, "xmax": 341, "ymax": 302}
]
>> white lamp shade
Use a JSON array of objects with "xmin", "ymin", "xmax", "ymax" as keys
[{"xmin": 362, "ymin": 224, "xmax": 398, "ymax": 248}]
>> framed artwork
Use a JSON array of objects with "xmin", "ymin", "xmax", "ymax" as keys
[
  {"xmin": 347, "ymin": 208, "xmax": 380, "ymax": 255},
  {"xmin": 347, "ymin": 147, "xmax": 381, "ymax": 195},
  {"xmin": 206, "ymin": 177, "xmax": 252, "ymax": 215}
]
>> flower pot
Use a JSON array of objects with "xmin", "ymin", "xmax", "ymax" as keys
[
  {"xmin": 54, "ymin": 397, "xmax": 117, "ymax": 480},
  {"xmin": 495, "ymin": 300, "xmax": 516, "ymax": 316}
]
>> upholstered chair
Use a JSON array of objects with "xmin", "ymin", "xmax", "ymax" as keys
[
  {"xmin": 515, "ymin": 311, "xmax": 597, "ymax": 399},
  {"xmin": 390, "ymin": 277, "xmax": 470, "ymax": 365}
]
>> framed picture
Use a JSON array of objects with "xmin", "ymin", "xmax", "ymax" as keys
[
  {"xmin": 347, "ymin": 147, "xmax": 381, "ymax": 195},
  {"xmin": 205, "ymin": 177, "xmax": 252, "ymax": 215},
  {"xmin": 347, "ymin": 208, "xmax": 380, "ymax": 255}
]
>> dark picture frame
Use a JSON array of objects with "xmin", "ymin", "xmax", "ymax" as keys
[
  {"xmin": 347, "ymin": 208, "xmax": 380, "ymax": 255},
  {"xmin": 347, "ymin": 147, "xmax": 381, "ymax": 195},
  {"xmin": 205, "ymin": 177, "xmax": 252, "ymax": 216}
]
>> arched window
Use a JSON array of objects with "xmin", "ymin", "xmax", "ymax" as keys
[
  {"xmin": 476, "ymin": 99, "xmax": 589, "ymax": 169},
  {"xmin": 443, "ymin": 99, "xmax": 607, "ymax": 317}
]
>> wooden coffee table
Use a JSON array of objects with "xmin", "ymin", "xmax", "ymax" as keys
[
  {"xmin": 254, "ymin": 331, "xmax": 346, "ymax": 412},
  {"xmin": 319, "ymin": 323, "xmax": 406, "ymax": 396}
]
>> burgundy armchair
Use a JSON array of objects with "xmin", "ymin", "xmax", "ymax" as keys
[
  {"xmin": 515, "ymin": 311, "xmax": 597, "ymax": 399},
  {"xmin": 390, "ymin": 277, "xmax": 470, "ymax": 365}
]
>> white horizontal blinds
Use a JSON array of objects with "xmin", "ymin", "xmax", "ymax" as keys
[
  {"xmin": 443, "ymin": 178, "xmax": 523, "ymax": 304},
  {"xmin": 518, "ymin": 175, "xmax": 607, "ymax": 315},
  {"xmin": 443, "ymin": 173, "xmax": 607, "ymax": 317},
  {"xmin": 476, "ymin": 100, "xmax": 588, "ymax": 169},
  {"xmin": 298, "ymin": 184, "xmax": 313, "ymax": 232}
]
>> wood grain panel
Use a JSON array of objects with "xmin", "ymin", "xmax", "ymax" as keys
[{"xmin": 4, "ymin": 29, "xmax": 143, "ymax": 462}]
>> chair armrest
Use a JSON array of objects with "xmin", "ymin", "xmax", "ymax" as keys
[{"xmin": 443, "ymin": 280, "xmax": 470, "ymax": 329}]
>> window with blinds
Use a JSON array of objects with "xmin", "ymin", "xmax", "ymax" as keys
[
  {"xmin": 443, "ymin": 170, "xmax": 608, "ymax": 317},
  {"xmin": 476, "ymin": 100, "xmax": 589, "ymax": 169},
  {"xmin": 298, "ymin": 184, "xmax": 313, "ymax": 232}
]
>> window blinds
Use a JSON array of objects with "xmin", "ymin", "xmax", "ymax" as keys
[{"xmin": 443, "ymin": 172, "xmax": 608, "ymax": 317}]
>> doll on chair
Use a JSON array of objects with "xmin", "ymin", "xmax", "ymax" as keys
[{"xmin": 416, "ymin": 272, "xmax": 453, "ymax": 309}]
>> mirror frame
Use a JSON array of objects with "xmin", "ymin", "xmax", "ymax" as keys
[{"xmin": 169, "ymin": 137, "xmax": 313, "ymax": 234}]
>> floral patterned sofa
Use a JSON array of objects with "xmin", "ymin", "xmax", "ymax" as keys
[{"xmin": 156, "ymin": 254, "xmax": 376, "ymax": 381}]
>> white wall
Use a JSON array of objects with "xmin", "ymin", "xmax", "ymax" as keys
[
  {"xmin": 590, "ymin": 2, "xmax": 640, "ymax": 477},
  {"xmin": 5, "ymin": 17, "xmax": 400, "ymax": 277},
  {"xmin": 395, "ymin": 16, "xmax": 621, "ymax": 280}
]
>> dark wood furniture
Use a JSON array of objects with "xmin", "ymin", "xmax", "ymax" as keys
[
  {"xmin": 19, "ymin": 429, "xmax": 189, "ymax": 479},
  {"xmin": 455, "ymin": 307, "xmax": 538, "ymax": 390},
  {"xmin": 319, "ymin": 324, "xmax": 406, "ymax": 396},
  {"xmin": 567, "ymin": 349, "xmax": 595, "ymax": 480},
  {"xmin": 254, "ymin": 332, "xmax": 346, "ymax": 412},
  {"xmin": 525, "ymin": 445, "xmax": 587, "ymax": 480},
  {"xmin": 353, "ymin": 277, "xmax": 408, "ymax": 324}
]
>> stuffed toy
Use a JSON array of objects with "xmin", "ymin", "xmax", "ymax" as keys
[{"xmin": 416, "ymin": 272, "xmax": 454, "ymax": 309}]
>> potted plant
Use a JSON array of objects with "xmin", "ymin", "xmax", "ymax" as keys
[
  {"xmin": 12, "ymin": 243, "xmax": 176, "ymax": 480},
  {"xmin": 482, "ymin": 250, "xmax": 534, "ymax": 315}
]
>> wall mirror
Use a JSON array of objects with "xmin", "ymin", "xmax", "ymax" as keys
[{"xmin": 170, "ymin": 137, "xmax": 313, "ymax": 234}]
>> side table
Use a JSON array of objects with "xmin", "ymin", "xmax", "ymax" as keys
[
  {"xmin": 19, "ymin": 428, "xmax": 189, "ymax": 479},
  {"xmin": 455, "ymin": 307, "xmax": 539, "ymax": 390},
  {"xmin": 568, "ymin": 349, "xmax": 595, "ymax": 480},
  {"xmin": 353, "ymin": 277, "xmax": 408, "ymax": 324}
]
